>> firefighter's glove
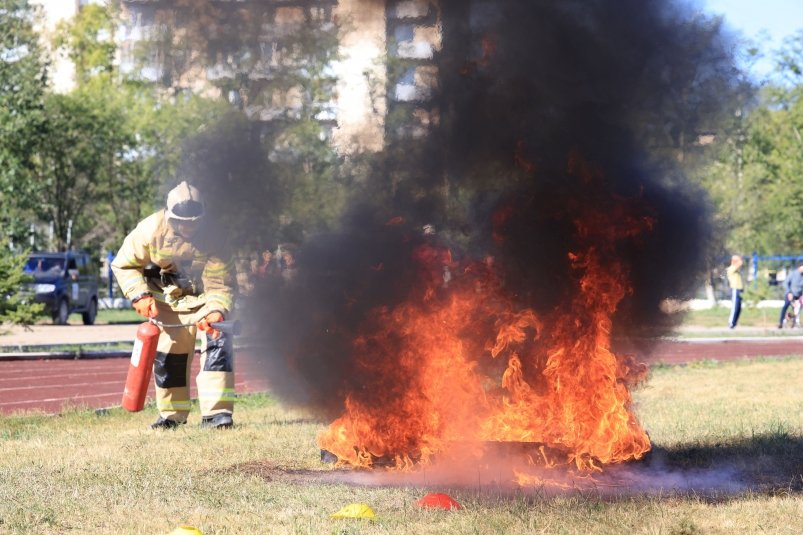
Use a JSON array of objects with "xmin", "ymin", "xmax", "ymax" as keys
[
  {"xmin": 132, "ymin": 295, "xmax": 158, "ymax": 318},
  {"xmin": 163, "ymin": 284, "xmax": 183, "ymax": 299},
  {"xmin": 197, "ymin": 311, "xmax": 224, "ymax": 340}
]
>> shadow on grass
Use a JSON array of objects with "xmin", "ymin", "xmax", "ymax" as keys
[{"xmin": 646, "ymin": 430, "xmax": 803, "ymax": 493}]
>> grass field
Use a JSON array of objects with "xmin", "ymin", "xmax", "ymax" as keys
[
  {"xmin": 73, "ymin": 308, "xmax": 142, "ymax": 325},
  {"xmin": 27, "ymin": 308, "xmax": 143, "ymax": 327},
  {"xmin": 1, "ymin": 357, "xmax": 802, "ymax": 534},
  {"xmin": 679, "ymin": 307, "xmax": 786, "ymax": 329}
]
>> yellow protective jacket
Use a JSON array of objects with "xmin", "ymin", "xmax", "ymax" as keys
[{"xmin": 111, "ymin": 210, "xmax": 234, "ymax": 315}]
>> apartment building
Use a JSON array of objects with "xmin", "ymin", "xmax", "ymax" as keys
[
  {"xmin": 117, "ymin": 0, "xmax": 442, "ymax": 152},
  {"xmin": 30, "ymin": 0, "xmax": 442, "ymax": 152}
]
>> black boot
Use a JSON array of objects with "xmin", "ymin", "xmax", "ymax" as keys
[
  {"xmin": 150, "ymin": 417, "xmax": 184, "ymax": 430},
  {"xmin": 200, "ymin": 413, "xmax": 234, "ymax": 429}
]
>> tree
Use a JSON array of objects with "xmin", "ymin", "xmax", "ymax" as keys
[
  {"xmin": 32, "ymin": 88, "xmax": 132, "ymax": 250},
  {"xmin": 740, "ymin": 86, "xmax": 803, "ymax": 252},
  {"xmin": 702, "ymin": 31, "xmax": 803, "ymax": 254},
  {"xmin": 0, "ymin": 0, "xmax": 49, "ymax": 243},
  {"xmin": 100, "ymin": 88, "xmax": 229, "ymax": 241},
  {"xmin": 0, "ymin": 2, "xmax": 58, "ymax": 326},
  {"xmin": 43, "ymin": 2, "xmax": 229, "ymax": 250}
]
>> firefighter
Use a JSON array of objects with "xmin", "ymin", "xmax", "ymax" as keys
[{"xmin": 112, "ymin": 181, "xmax": 236, "ymax": 429}]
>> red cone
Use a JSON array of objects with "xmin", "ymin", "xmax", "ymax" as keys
[{"xmin": 416, "ymin": 493, "xmax": 462, "ymax": 510}]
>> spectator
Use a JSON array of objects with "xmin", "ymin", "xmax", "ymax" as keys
[
  {"xmin": 253, "ymin": 246, "xmax": 278, "ymax": 278},
  {"xmin": 278, "ymin": 243, "xmax": 298, "ymax": 283},
  {"xmin": 726, "ymin": 255, "xmax": 743, "ymax": 329},
  {"xmin": 778, "ymin": 260, "xmax": 803, "ymax": 328},
  {"xmin": 234, "ymin": 252, "xmax": 256, "ymax": 297}
]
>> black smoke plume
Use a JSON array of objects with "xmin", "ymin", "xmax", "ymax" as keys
[{"xmin": 223, "ymin": 0, "xmax": 740, "ymax": 414}]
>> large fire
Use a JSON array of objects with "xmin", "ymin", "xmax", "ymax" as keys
[{"xmin": 318, "ymin": 161, "xmax": 654, "ymax": 476}]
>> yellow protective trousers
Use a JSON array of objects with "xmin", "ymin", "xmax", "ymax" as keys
[{"xmin": 152, "ymin": 302, "xmax": 235, "ymax": 423}]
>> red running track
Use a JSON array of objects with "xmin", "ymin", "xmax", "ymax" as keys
[
  {"xmin": 626, "ymin": 337, "xmax": 803, "ymax": 365},
  {"xmin": 0, "ymin": 349, "xmax": 271, "ymax": 415},
  {"xmin": 1, "ymin": 340, "xmax": 802, "ymax": 415}
]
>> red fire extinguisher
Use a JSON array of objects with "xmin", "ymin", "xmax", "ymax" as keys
[{"xmin": 121, "ymin": 320, "xmax": 160, "ymax": 412}]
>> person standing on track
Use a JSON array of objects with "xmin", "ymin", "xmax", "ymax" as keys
[
  {"xmin": 778, "ymin": 260, "xmax": 803, "ymax": 329},
  {"xmin": 112, "ymin": 181, "xmax": 236, "ymax": 429},
  {"xmin": 726, "ymin": 255, "xmax": 744, "ymax": 329}
]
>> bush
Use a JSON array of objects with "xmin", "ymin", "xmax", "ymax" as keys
[
  {"xmin": 742, "ymin": 278, "xmax": 780, "ymax": 308},
  {"xmin": 0, "ymin": 249, "xmax": 44, "ymax": 326}
]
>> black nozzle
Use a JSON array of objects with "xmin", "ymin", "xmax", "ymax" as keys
[{"xmin": 143, "ymin": 263, "xmax": 161, "ymax": 279}]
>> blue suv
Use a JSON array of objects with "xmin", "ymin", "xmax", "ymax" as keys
[{"xmin": 24, "ymin": 252, "xmax": 100, "ymax": 325}]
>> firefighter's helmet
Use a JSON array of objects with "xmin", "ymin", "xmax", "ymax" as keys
[{"xmin": 166, "ymin": 181, "xmax": 205, "ymax": 221}]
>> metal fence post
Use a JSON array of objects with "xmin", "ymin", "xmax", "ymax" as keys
[{"xmin": 107, "ymin": 250, "xmax": 114, "ymax": 300}]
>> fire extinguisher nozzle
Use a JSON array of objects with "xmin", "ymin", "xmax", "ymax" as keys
[{"xmin": 209, "ymin": 320, "xmax": 242, "ymax": 336}]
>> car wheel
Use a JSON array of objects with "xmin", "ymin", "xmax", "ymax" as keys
[
  {"xmin": 82, "ymin": 298, "xmax": 97, "ymax": 325},
  {"xmin": 54, "ymin": 299, "xmax": 69, "ymax": 325}
]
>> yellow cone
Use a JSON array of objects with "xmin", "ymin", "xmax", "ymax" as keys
[
  {"xmin": 331, "ymin": 503, "xmax": 376, "ymax": 519},
  {"xmin": 168, "ymin": 527, "xmax": 203, "ymax": 535}
]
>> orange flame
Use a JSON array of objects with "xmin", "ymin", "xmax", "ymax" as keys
[{"xmin": 318, "ymin": 167, "xmax": 654, "ymax": 478}]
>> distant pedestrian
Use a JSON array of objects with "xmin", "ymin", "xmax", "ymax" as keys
[
  {"xmin": 778, "ymin": 260, "xmax": 803, "ymax": 328},
  {"xmin": 726, "ymin": 255, "xmax": 744, "ymax": 329}
]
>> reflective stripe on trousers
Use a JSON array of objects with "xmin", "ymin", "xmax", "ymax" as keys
[{"xmin": 152, "ymin": 303, "xmax": 235, "ymax": 421}]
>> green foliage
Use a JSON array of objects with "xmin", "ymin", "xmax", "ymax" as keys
[
  {"xmin": 0, "ymin": 1, "xmax": 230, "ymax": 252},
  {"xmin": 701, "ymin": 32, "xmax": 803, "ymax": 254},
  {"xmin": 741, "ymin": 278, "xmax": 781, "ymax": 307},
  {"xmin": 0, "ymin": 0, "xmax": 49, "ymax": 242},
  {"xmin": 92, "ymin": 86, "xmax": 228, "ymax": 247},
  {"xmin": 0, "ymin": 248, "xmax": 43, "ymax": 325},
  {"xmin": 775, "ymin": 30, "xmax": 803, "ymax": 85},
  {"xmin": 53, "ymin": 3, "xmax": 116, "ymax": 84},
  {"xmin": 271, "ymin": 118, "xmax": 349, "ymax": 234},
  {"xmin": 31, "ymin": 82, "xmax": 226, "ymax": 251},
  {"xmin": 33, "ymin": 88, "xmax": 132, "ymax": 250},
  {"xmin": 745, "ymin": 83, "xmax": 803, "ymax": 252},
  {"xmin": 127, "ymin": 90, "xmax": 229, "ymax": 187}
]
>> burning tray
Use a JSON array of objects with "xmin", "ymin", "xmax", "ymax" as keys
[{"xmin": 320, "ymin": 441, "xmax": 575, "ymax": 469}]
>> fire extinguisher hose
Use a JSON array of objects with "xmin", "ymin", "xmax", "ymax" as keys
[{"xmin": 150, "ymin": 318, "xmax": 242, "ymax": 335}]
